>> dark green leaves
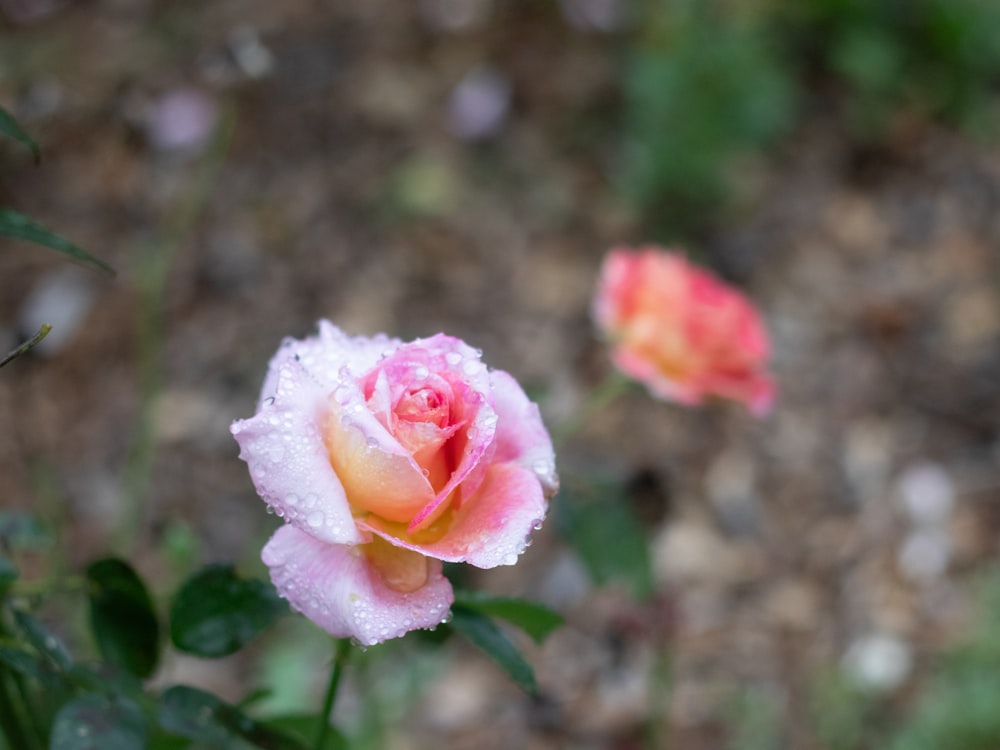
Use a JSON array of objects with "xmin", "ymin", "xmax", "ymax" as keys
[
  {"xmin": 557, "ymin": 480, "xmax": 654, "ymax": 599},
  {"xmin": 449, "ymin": 606, "xmax": 538, "ymax": 694},
  {"xmin": 0, "ymin": 208, "xmax": 114, "ymax": 277},
  {"xmin": 170, "ymin": 564, "xmax": 288, "ymax": 657},
  {"xmin": 0, "ymin": 105, "xmax": 40, "ymax": 162},
  {"xmin": 452, "ymin": 593, "xmax": 562, "ymax": 645},
  {"xmin": 157, "ymin": 686, "xmax": 306, "ymax": 750},
  {"xmin": 50, "ymin": 693, "xmax": 147, "ymax": 750},
  {"xmin": 86, "ymin": 559, "xmax": 161, "ymax": 679}
]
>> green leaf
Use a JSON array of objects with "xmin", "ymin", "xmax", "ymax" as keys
[
  {"xmin": 86, "ymin": 558, "xmax": 161, "ymax": 679},
  {"xmin": 13, "ymin": 610, "xmax": 72, "ymax": 670},
  {"xmin": 0, "ymin": 106, "xmax": 40, "ymax": 162},
  {"xmin": 0, "ymin": 644, "xmax": 64, "ymax": 688},
  {"xmin": 452, "ymin": 593, "xmax": 562, "ymax": 644},
  {"xmin": 448, "ymin": 606, "xmax": 537, "ymax": 694},
  {"xmin": 157, "ymin": 685, "xmax": 307, "ymax": 750},
  {"xmin": 0, "ymin": 554, "xmax": 17, "ymax": 593},
  {"xmin": 0, "ymin": 207, "xmax": 114, "ymax": 277},
  {"xmin": 264, "ymin": 715, "xmax": 348, "ymax": 750},
  {"xmin": 170, "ymin": 564, "xmax": 288, "ymax": 658},
  {"xmin": 50, "ymin": 693, "xmax": 148, "ymax": 750},
  {"xmin": 0, "ymin": 324, "xmax": 52, "ymax": 368},
  {"xmin": 556, "ymin": 480, "xmax": 654, "ymax": 599}
]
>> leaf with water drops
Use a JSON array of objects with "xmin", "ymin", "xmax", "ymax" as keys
[
  {"xmin": 50, "ymin": 693, "xmax": 148, "ymax": 750},
  {"xmin": 13, "ymin": 609, "xmax": 72, "ymax": 670},
  {"xmin": 448, "ymin": 605, "xmax": 537, "ymax": 693},
  {"xmin": 86, "ymin": 558, "xmax": 161, "ymax": 678},
  {"xmin": 157, "ymin": 685, "xmax": 307, "ymax": 749},
  {"xmin": 452, "ymin": 592, "xmax": 562, "ymax": 644},
  {"xmin": 170, "ymin": 564, "xmax": 289, "ymax": 657}
]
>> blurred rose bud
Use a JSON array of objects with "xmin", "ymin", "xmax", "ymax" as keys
[{"xmin": 593, "ymin": 246, "xmax": 775, "ymax": 415}]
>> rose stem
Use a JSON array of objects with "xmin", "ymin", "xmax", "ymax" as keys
[
  {"xmin": 552, "ymin": 371, "xmax": 635, "ymax": 447},
  {"xmin": 314, "ymin": 638, "xmax": 351, "ymax": 750}
]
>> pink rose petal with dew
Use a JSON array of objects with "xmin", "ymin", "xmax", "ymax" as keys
[
  {"xmin": 362, "ymin": 461, "xmax": 547, "ymax": 568},
  {"xmin": 263, "ymin": 525, "xmax": 453, "ymax": 646},
  {"xmin": 258, "ymin": 321, "xmax": 400, "ymax": 410},
  {"xmin": 489, "ymin": 369, "xmax": 559, "ymax": 495},
  {"xmin": 232, "ymin": 359, "xmax": 364, "ymax": 546}
]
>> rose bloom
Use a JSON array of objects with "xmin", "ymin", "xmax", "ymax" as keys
[
  {"xmin": 231, "ymin": 322, "xmax": 558, "ymax": 645},
  {"xmin": 593, "ymin": 246, "xmax": 775, "ymax": 415}
]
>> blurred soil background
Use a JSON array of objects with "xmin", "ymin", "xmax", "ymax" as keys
[{"xmin": 2, "ymin": 1, "xmax": 1000, "ymax": 748}]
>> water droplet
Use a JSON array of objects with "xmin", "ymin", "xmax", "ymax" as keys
[
  {"xmin": 445, "ymin": 351, "xmax": 462, "ymax": 365},
  {"xmin": 366, "ymin": 436, "xmax": 379, "ymax": 449},
  {"xmin": 307, "ymin": 510, "xmax": 324, "ymax": 528},
  {"xmin": 287, "ymin": 493, "xmax": 300, "ymax": 506},
  {"xmin": 414, "ymin": 365, "xmax": 429, "ymax": 380},
  {"xmin": 462, "ymin": 360, "xmax": 482, "ymax": 375},
  {"xmin": 503, "ymin": 552, "xmax": 518, "ymax": 565},
  {"xmin": 265, "ymin": 504, "xmax": 275, "ymax": 515}
]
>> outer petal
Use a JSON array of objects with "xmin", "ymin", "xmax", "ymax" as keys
[
  {"xmin": 362, "ymin": 462, "xmax": 547, "ymax": 569},
  {"xmin": 489, "ymin": 369, "xmax": 558, "ymax": 496},
  {"xmin": 262, "ymin": 525, "xmax": 454, "ymax": 646},
  {"xmin": 259, "ymin": 320, "xmax": 401, "ymax": 409},
  {"xmin": 231, "ymin": 358, "xmax": 364, "ymax": 545}
]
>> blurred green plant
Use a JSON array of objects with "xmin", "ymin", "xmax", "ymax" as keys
[
  {"xmin": 887, "ymin": 571, "xmax": 1000, "ymax": 750},
  {"xmin": 622, "ymin": 0, "xmax": 1000, "ymax": 237},
  {"xmin": 0, "ymin": 104, "xmax": 113, "ymax": 368},
  {"xmin": 623, "ymin": 0, "xmax": 796, "ymax": 237}
]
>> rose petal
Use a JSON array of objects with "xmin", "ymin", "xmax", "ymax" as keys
[
  {"xmin": 489, "ymin": 369, "xmax": 558, "ymax": 496},
  {"xmin": 363, "ymin": 461, "xmax": 547, "ymax": 568},
  {"xmin": 232, "ymin": 359, "xmax": 364, "ymax": 545},
  {"xmin": 324, "ymin": 392, "xmax": 435, "ymax": 523},
  {"xmin": 259, "ymin": 320, "xmax": 401, "ymax": 409},
  {"xmin": 262, "ymin": 525, "xmax": 454, "ymax": 646}
]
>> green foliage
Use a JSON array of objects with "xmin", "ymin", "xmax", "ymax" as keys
[
  {"xmin": 85, "ymin": 559, "xmax": 161, "ymax": 679},
  {"xmin": 623, "ymin": 0, "xmax": 1000, "ymax": 235},
  {"xmin": 156, "ymin": 685, "xmax": 308, "ymax": 749},
  {"xmin": 0, "ymin": 105, "xmax": 40, "ymax": 162},
  {"xmin": 452, "ymin": 592, "xmax": 563, "ymax": 645},
  {"xmin": 50, "ymin": 693, "xmax": 148, "ymax": 750},
  {"xmin": 625, "ymin": 1, "xmax": 795, "ymax": 236},
  {"xmin": 448, "ymin": 605, "xmax": 538, "ymax": 694},
  {"xmin": 169, "ymin": 564, "xmax": 289, "ymax": 658},
  {"xmin": 0, "ymin": 208, "xmax": 115, "ymax": 278},
  {"xmin": 556, "ymin": 476, "xmax": 654, "ymax": 599},
  {"xmin": 887, "ymin": 573, "xmax": 1000, "ymax": 750}
]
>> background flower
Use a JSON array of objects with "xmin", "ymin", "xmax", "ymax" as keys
[{"xmin": 594, "ymin": 246, "xmax": 775, "ymax": 415}]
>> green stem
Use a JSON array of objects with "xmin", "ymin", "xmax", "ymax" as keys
[
  {"xmin": 314, "ymin": 639, "xmax": 351, "ymax": 750},
  {"xmin": 552, "ymin": 371, "xmax": 635, "ymax": 447}
]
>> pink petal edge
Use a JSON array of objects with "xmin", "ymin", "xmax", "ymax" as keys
[
  {"xmin": 263, "ymin": 524, "xmax": 454, "ymax": 646},
  {"xmin": 231, "ymin": 359, "xmax": 363, "ymax": 546}
]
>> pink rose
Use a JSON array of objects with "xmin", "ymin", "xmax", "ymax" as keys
[
  {"xmin": 231, "ymin": 322, "xmax": 558, "ymax": 645},
  {"xmin": 593, "ymin": 246, "xmax": 775, "ymax": 415}
]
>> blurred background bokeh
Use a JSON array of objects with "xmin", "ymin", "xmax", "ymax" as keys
[{"xmin": 2, "ymin": 1, "xmax": 1000, "ymax": 748}]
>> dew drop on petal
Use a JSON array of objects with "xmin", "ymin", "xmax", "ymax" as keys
[
  {"xmin": 503, "ymin": 552, "xmax": 518, "ymax": 565},
  {"xmin": 366, "ymin": 436, "xmax": 379, "ymax": 449},
  {"xmin": 445, "ymin": 351, "xmax": 462, "ymax": 365},
  {"xmin": 307, "ymin": 510, "xmax": 324, "ymax": 528}
]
